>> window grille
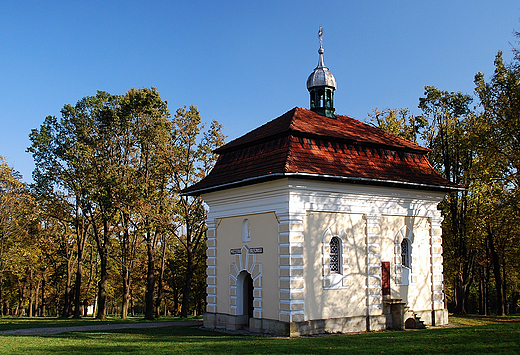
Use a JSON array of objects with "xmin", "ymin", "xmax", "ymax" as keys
[
  {"xmin": 401, "ymin": 239, "xmax": 410, "ymax": 268},
  {"xmin": 330, "ymin": 236, "xmax": 341, "ymax": 273}
]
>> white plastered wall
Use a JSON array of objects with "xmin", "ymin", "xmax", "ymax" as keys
[
  {"xmin": 380, "ymin": 216, "xmax": 433, "ymax": 311},
  {"xmin": 213, "ymin": 213, "xmax": 280, "ymax": 320},
  {"xmin": 202, "ymin": 178, "xmax": 447, "ymax": 323},
  {"xmin": 304, "ymin": 212, "xmax": 367, "ymax": 319}
]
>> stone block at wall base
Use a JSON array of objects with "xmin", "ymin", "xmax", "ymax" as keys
[
  {"xmin": 203, "ymin": 312, "xmax": 216, "ymax": 329},
  {"xmin": 432, "ymin": 309, "xmax": 448, "ymax": 326},
  {"xmin": 203, "ymin": 313, "xmax": 385, "ymax": 337},
  {"xmin": 406, "ymin": 309, "xmax": 449, "ymax": 327}
]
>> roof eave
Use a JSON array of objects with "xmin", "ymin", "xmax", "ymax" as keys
[{"xmin": 181, "ymin": 172, "xmax": 465, "ymax": 196}]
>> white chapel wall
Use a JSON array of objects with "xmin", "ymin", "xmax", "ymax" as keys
[
  {"xmin": 380, "ymin": 215, "xmax": 433, "ymax": 311},
  {"xmin": 214, "ymin": 212, "xmax": 280, "ymax": 321},
  {"xmin": 303, "ymin": 211, "xmax": 367, "ymax": 320}
]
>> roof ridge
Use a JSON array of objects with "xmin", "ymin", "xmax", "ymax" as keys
[{"xmin": 215, "ymin": 107, "xmax": 429, "ymax": 155}]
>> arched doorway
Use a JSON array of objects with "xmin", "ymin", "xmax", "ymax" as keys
[
  {"xmin": 244, "ymin": 273, "xmax": 254, "ymax": 319},
  {"xmin": 237, "ymin": 271, "xmax": 254, "ymax": 329}
]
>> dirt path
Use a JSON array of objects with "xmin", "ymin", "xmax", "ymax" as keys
[{"xmin": 0, "ymin": 320, "xmax": 203, "ymax": 336}]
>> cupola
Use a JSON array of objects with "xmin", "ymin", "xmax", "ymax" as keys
[{"xmin": 307, "ymin": 26, "xmax": 337, "ymax": 118}]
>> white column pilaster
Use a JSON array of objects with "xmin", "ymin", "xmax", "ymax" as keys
[
  {"xmin": 365, "ymin": 213, "xmax": 382, "ymax": 317},
  {"xmin": 430, "ymin": 214, "xmax": 445, "ymax": 310},
  {"xmin": 277, "ymin": 211, "xmax": 306, "ymax": 323},
  {"xmin": 205, "ymin": 218, "xmax": 218, "ymax": 313}
]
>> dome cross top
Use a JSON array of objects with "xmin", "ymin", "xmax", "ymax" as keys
[
  {"xmin": 307, "ymin": 25, "xmax": 337, "ymax": 118},
  {"xmin": 319, "ymin": 25, "xmax": 323, "ymax": 49}
]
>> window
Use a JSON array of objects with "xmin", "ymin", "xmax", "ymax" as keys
[
  {"xmin": 322, "ymin": 225, "xmax": 349, "ymax": 289},
  {"xmin": 401, "ymin": 238, "xmax": 410, "ymax": 268},
  {"xmin": 329, "ymin": 236, "xmax": 341, "ymax": 273}
]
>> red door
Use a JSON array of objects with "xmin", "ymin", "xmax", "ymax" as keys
[{"xmin": 382, "ymin": 261, "xmax": 390, "ymax": 296}]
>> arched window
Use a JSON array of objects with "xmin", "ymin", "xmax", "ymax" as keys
[
  {"xmin": 329, "ymin": 236, "xmax": 341, "ymax": 273},
  {"xmin": 401, "ymin": 238, "xmax": 410, "ymax": 268}
]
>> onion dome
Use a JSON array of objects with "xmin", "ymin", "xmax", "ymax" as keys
[{"xmin": 307, "ymin": 26, "xmax": 336, "ymax": 118}]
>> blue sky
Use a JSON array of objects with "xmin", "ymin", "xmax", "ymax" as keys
[{"xmin": 1, "ymin": 1, "xmax": 519, "ymax": 183}]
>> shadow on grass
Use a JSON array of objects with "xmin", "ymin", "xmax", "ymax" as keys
[
  {"xmin": 0, "ymin": 315, "xmax": 202, "ymax": 331},
  {"xmin": 3, "ymin": 320, "xmax": 518, "ymax": 355}
]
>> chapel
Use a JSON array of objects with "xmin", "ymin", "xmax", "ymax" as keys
[{"xmin": 183, "ymin": 28, "xmax": 461, "ymax": 336}]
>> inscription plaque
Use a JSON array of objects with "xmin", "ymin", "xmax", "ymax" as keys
[{"xmin": 230, "ymin": 247, "xmax": 263, "ymax": 254}]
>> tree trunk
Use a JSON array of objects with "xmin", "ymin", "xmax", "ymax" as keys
[
  {"xmin": 488, "ymin": 224, "xmax": 506, "ymax": 315},
  {"xmin": 479, "ymin": 265, "xmax": 489, "ymax": 315},
  {"xmin": 93, "ymin": 218, "xmax": 110, "ymax": 320},
  {"xmin": 501, "ymin": 265, "xmax": 507, "ymax": 314},
  {"xmin": 61, "ymin": 259, "xmax": 72, "ymax": 318},
  {"xmin": 172, "ymin": 269, "xmax": 179, "ymax": 316},
  {"xmin": 130, "ymin": 287, "xmax": 135, "ymax": 317},
  {"xmin": 96, "ymin": 245, "xmax": 108, "ymax": 319},
  {"xmin": 73, "ymin": 218, "xmax": 87, "ymax": 318},
  {"xmin": 121, "ymin": 264, "xmax": 131, "ymax": 319},
  {"xmin": 0, "ymin": 273, "xmax": 3, "ymax": 316},
  {"xmin": 73, "ymin": 257, "xmax": 83, "ymax": 318},
  {"xmin": 155, "ymin": 238, "xmax": 167, "ymax": 317},
  {"xmin": 120, "ymin": 213, "xmax": 133, "ymax": 319},
  {"xmin": 181, "ymin": 244, "xmax": 194, "ymax": 318},
  {"xmin": 40, "ymin": 272, "xmax": 46, "ymax": 317},
  {"xmin": 28, "ymin": 269, "xmax": 34, "ymax": 317},
  {"xmin": 145, "ymin": 235, "xmax": 155, "ymax": 320}
]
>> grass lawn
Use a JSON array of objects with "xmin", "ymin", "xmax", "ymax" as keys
[
  {"xmin": 0, "ymin": 315, "xmax": 518, "ymax": 354},
  {"xmin": 0, "ymin": 315, "xmax": 200, "ymax": 331}
]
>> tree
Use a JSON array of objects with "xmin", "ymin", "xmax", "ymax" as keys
[
  {"xmin": 29, "ymin": 91, "xmax": 121, "ymax": 319},
  {"xmin": 367, "ymin": 107, "xmax": 427, "ymax": 143},
  {"xmin": 167, "ymin": 106, "xmax": 225, "ymax": 318},
  {"xmin": 0, "ymin": 157, "xmax": 36, "ymax": 316},
  {"xmin": 473, "ymin": 45, "xmax": 520, "ymax": 315},
  {"xmin": 419, "ymin": 85, "xmax": 475, "ymax": 314},
  {"xmin": 474, "ymin": 50, "xmax": 520, "ymax": 197},
  {"xmin": 117, "ymin": 87, "xmax": 172, "ymax": 320}
]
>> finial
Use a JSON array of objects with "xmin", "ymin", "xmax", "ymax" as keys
[
  {"xmin": 318, "ymin": 25, "xmax": 323, "ymax": 49},
  {"xmin": 317, "ymin": 25, "xmax": 325, "ymax": 67}
]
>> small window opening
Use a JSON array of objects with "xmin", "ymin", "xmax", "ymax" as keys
[
  {"xmin": 401, "ymin": 238, "xmax": 410, "ymax": 268},
  {"xmin": 330, "ymin": 236, "xmax": 341, "ymax": 273}
]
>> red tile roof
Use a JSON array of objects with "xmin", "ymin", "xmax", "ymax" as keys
[{"xmin": 183, "ymin": 107, "xmax": 461, "ymax": 195}]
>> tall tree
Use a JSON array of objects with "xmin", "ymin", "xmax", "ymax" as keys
[
  {"xmin": 168, "ymin": 106, "xmax": 225, "ymax": 317},
  {"xmin": 117, "ymin": 87, "xmax": 172, "ymax": 320},
  {"xmin": 475, "ymin": 50, "xmax": 520, "ymax": 197},
  {"xmin": 29, "ymin": 91, "xmax": 120, "ymax": 319},
  {"xmin": 0, "ymin": 158, "xmax": 35, "ymax": 315},
  {"xmin": 419, "ymin": 85, "xmax": 475, "ymax": 314},
  {"xmin": 473, "ymin": 46, "xmax": 520, "ymax": 314}
]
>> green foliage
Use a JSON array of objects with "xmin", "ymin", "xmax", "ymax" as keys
[
  {"xmin": 165, "ymin": 105, "xmax": 225, "ymax": 317},
  {"xmin": 367, "ymin": 107, "xmax": 427, "ymax": 143},
  {"xmin": 21, "ymin": 87, "xmax": 224, "ymax": 322},
  {"xmin": 417, "ymin": 85, "xmax": 476, "ymax": 314},
  {"xmin": 0, "ymin": 157, "xmax": 40, "ymax": 316}
]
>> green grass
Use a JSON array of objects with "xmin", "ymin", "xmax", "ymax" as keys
[
  {"xmin": 0, "ymin": 315, "xmax": 518, "ymax": 354},
  {"xmin": 0, "ymin": 315, "xmax": 202, "ymax": 331}
]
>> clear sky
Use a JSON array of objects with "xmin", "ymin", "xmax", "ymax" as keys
[{"xmin": 1, "ymin": 1, "xmax": 519, "ymax": 183}]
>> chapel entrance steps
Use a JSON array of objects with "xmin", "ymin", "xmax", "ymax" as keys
[{"xmin": 382, "ymin": 298, "xmax": 426, "ymax": 330}]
